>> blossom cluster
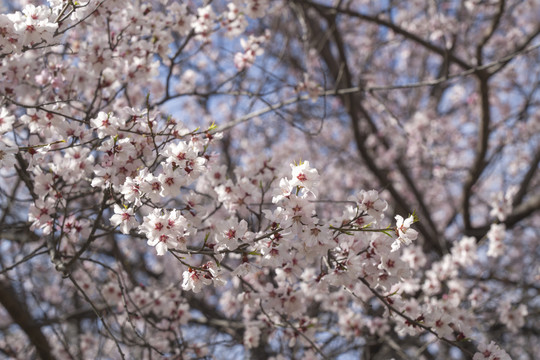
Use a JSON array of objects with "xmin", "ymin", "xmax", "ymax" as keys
[
  {"xmin": 0, "ymin": 4, "xmax": 57, "ymax": 55},
  {"xmin": 0, "ymin": 0, "xmax": 534, "ymax": 359}
]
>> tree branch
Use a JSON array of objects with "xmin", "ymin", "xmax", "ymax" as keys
[
  {"xmin": 462, "ymin": 74, "xmax": 491, "ymax": 231},
  {"xmin": 298, "ymin": 0, "xmax": 445, "ymax": 254},
  {"xmin": 303, "ymin": 0, "xmax": 472, "ymax": 71},
  {"xmin": 0, "ymin": 278, "xmax": 53, "ymax": 360}
]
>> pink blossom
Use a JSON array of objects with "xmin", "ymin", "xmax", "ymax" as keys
[
  {"xmin": 191, "ymin": 5, "xmax": 215, "ymax": 41},
  {"xmin": 391, "ymin": 215, "xmax": 418, "ymax": 252},
  {"xmin": 140, "ymin": 209, "xmax": 187, "ymax": 255},
  {"xmin": 182, "ymin": 268, "xmax": 211, "ymax": 293},
  {"xmin": 486, "ymin": 223, "xmax": 506, "ymax": 258},
  {"xmin": 451, "ymin": 236, "xmax": 477, "ymax": 266},
  {"xmin": 498, "ymin": 300, "xmax": 527, "ymax": 333},
  {"xmin": 90, "ymin": 112, "xmax": 124, "ymax": 139},
  {"xmin": 473, "ymin": 341, "xmax": 511, "ymax": 360},
  {"xmin": 110, "ymin": 204, "xmax": 139, "ymax": 235},
  {"xmin": 214, "ymin": 217, "xmax": 248, "ymax": 250},
  {"xmin": 350, "ymin": 190, "xmax": 388, "ymax": 223},
  {"xmin": 289, "ymin": 160, "xmax": 320, "ymax": 197},
  {"xmin": 0, "ymin": 107, "xmax": 15, "ymax": 134}
]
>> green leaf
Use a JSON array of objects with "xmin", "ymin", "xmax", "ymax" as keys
[{"xmin": 410, "ymin": 210, "xmax": 420, "ymax": 223}]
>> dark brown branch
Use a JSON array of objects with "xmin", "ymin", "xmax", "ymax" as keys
[
  {"xmin": 476, "ymin": 0, "xmax": 506, "ymax": 59},
  {"xmin": 506, "ymin": 193, "xmax": 540, "ymax": 228},
  {"xmin": 62, "ymin": 191, "xmax": 110, "ymax": 274},
  {"xmin": 0, "ymin": 279, "xmax": 53, "ymax": 360},
  {"xmin": 302, "ymin": 0, "xmax": 472, "ymax": 71},
  {"xmin": 183, "ymin": 292, "xmax": 245, "ymax": 341},
  {"xmin": 465, "ymin": 193, "xmax": 540, "ymax": 238},
  {"xmin": 490, "ymin": 25, "xmax": 540, "ymax": 76},
  {"xmin": 462, "ymin": 74, "xmax": 491, "ymax": 231},
  {"xmin": 14, "ymin": 153, "xmax": 38, "ymax": 201},
  {"xmin": 513, "ymin": 146, "xmax": 540, "ymax": 206},
  {"xmin": 68, "ymin": 274, "xmax": 126, "ymax": 359},
  {"xmin": 298, "ymin": 1, "xmax": 445, "ymax": 254}
]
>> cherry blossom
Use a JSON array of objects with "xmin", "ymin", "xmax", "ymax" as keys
[
  {"xmin": 140, "ymin": 209, "xmax": 188, "ymax": 255},
  {"xmin": 0, "ymin": 107, "xmax": 15, "ymax": 133},
  {"xmin": 473, "ymin": 341, "xmax": 512, "ymax": 360},
  {"xmin": 90, "ymin": 112, "xmax": 125, "ymax": 139},
  {"xmin": 391, "ymin": 215, "xmax": 418, "ymax": 252},
  {"xmin": 350, "ymin": 189, "xmax": 388, "ymax": 223},
  {"xmin": 214, "ymin": 217, "xmax": 248, "ymax": 250},
  {"xmin": 234, "ymin": 31, "xmax": 270, "ymax": 70},
  {"xmin": 192, "ymin": 5, "xmax": 215, "ymax": 41},
  {"xmin": 182, "ymin": 267, "xmax": 212, "ymax": 293},
  {"xmin": 222, "ymin": 3, "xmax": 248, "ymax": 38},
  {"xmin": 110, "ymin": 204, "xmax": 139, "ymax": 235},
  {"xmin": 486, "ymin": 223, "xmax": 506, "ymax": 258},
  {"xmin": 289, "ymin": 160, "xmax": 320, "ymax": 197},
  {"xmin": 451, "ymin": 236, "xmax": 478, "ymax": 266},
  {"xmin": 28, "ymin": 197, "xmax": 56, "ymax": 234},
  {"xmin": 498, "ymin": 300, "xmax": 528, "ymax": 333}
]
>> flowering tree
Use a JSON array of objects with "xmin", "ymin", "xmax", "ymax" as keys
[{"xmin": 0, "ymin": 0, "xmax": 538, "ymax": 359}]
